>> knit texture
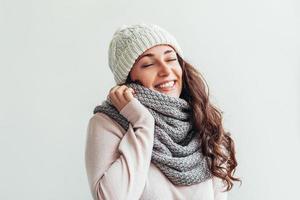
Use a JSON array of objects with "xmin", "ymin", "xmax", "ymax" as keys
[
  {"xmin": 108, "ymin": 23, "xmax": 185, "ymax": 84},
  {"xmin": 93, "ymin": 82, "xmax": 213, "ymax": 186}
]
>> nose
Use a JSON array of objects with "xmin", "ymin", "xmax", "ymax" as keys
[{"xmin": 158, "ymin": 61, "xmax": 172, "ymax": 76}]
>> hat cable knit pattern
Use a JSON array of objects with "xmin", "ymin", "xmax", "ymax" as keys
[{"xmin": 108, "ymin": 23, "xmax": 185, "ymax": 84}]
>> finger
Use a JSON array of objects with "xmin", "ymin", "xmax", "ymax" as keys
[
  {"xmin": 128, "ymin": 87, "xmax": 135, "ymax": 94},
  {"xmin": 114, "ymin": 85, "xmax": 129, "ymax": 103},
  {"xmin": 109, "ymin": 85, "xmax": 121, "ymax": 103},
  {"xmin": 109, "ymin": 85, "xmax": 120, "ymax": 93},
  {"xmin": 124, "ymin": 88, "xmax": 135, "ymax": 101},
  {"xmin": 128, "ymin": 88, "xmax": 136, "ymax": 97}
]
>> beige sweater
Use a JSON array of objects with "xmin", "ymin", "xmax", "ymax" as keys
[{"xmin": 85, "ymin": 98, "xmax": 228, "ymax": 200}]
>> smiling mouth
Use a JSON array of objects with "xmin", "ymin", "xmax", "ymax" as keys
[{"xmin": 154, "ymin": 80, "xmax": 176, "ymax": 91}]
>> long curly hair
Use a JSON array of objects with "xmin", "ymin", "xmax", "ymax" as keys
[
  {"xmin": 176, "ymin": 54, "xmax": 241, "ymax": 191},
  {"xmin": 125, "ymin": 53, "xmax": 241, "ymax": 191}
]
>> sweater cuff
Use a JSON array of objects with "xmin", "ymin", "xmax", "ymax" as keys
[{"xmin": 119, "ymin": 98, "xmax": 153, "ymax": 125}]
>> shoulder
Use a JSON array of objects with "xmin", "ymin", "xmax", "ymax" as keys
[
  {"xmin": 87, "ymin": 112, "xmax": 126, "ymax": 139},
  {"xmin": 212, "ymin": 176, "xmax": 228, "ymax": 194}
]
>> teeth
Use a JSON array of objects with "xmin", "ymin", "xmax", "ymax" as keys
[{"xmin": 157, "ymin": 81, "xmax": 175, "ymax": 88}]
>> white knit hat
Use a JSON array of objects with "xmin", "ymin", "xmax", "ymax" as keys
[{"xmin": 108, "ymin": 23, "xmax": 184, "ymax": 84}]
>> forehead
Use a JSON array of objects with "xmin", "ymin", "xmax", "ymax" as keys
[
  {"xmin": 136, "ymin": 44, "xmax": 175, "ymax": 62},
  {"xmin": 141, "ymin": 44, "xmax": 175, "ymax": 55},
  {"xmin": 131, "ymin": 45, "xmax": 177, "ymax": 70},
  {"xmin": 133, "ymin": 44, "xmax": 176, "ymax": 65}
]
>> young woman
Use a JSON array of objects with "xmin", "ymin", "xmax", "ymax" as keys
[{"xmin": 85, "ymin": 23, "xmax": 240, "ymax": 200}]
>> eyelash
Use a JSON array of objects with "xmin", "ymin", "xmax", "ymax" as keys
[{"xmin": 142, "ymin": 59, "xmax": 177, "ymax": 68}]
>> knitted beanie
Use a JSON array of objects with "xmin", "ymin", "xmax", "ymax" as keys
[{"xmin": 108, "ymin": 23, "xmax": 184, "ymax": 84}]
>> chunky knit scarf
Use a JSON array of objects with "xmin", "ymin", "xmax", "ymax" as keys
[{"xmin": 93, "ymin": 82, "xmax": 212, "ymax": 186}]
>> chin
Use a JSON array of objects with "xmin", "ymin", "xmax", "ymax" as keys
[
  {"xmin": 169, "ymin": 93, "xmax": 180, "ymax": 98},
  {"xmin": 160, "ymin": 91, "xmax": 180, "ymax": 98},
  {"xmin": 150, "ymin": 87, "xmax": 178, "ymax": 97}
]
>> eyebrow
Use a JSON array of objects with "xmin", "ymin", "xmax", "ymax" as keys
[{"xmin": 137, "ymin": 49, "xmax": 175, "ymax": 61}]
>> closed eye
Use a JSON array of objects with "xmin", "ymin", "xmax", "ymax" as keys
[
  {"xmin": 142, "ymin": 63, "xmax": 153, "ymax": 68},
  {"xmin": 142, "ymin": 59, "xmax": 177, "ymax": 68}
]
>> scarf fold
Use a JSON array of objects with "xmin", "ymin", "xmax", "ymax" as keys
[{"xmin": 93, "ymin": 82, "xmax": 212, "ymax": 185}]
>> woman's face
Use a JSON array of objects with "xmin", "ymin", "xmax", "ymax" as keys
[{"xmin": 129, "ymin": 45, "xmax": 183, "ymax": 98}]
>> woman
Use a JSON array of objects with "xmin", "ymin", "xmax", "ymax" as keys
[{"xmin": 85, "ymin": 23, "xmax": 240, "ymax": 200}]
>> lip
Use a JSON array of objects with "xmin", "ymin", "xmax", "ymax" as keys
[
  {"xmin": 154, "ymin": 80, "xmax": 176, "ymax": 88},
  {"xmin": 155, "ymin": 80, "xmax": 176, "ymax": 92}
]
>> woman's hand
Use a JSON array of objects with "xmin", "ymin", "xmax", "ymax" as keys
[{"xmin": 108, "ymin": 85, "xmax": 136, "ymax": 112}]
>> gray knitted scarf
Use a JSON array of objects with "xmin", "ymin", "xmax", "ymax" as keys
[{"xmin": 93, "ymin": 82, "xmax": 212, "ymax": 186}]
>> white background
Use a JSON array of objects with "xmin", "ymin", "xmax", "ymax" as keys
[{"xmin": 0, "ymin": 0, "xmax": 299, "ymax": 199}]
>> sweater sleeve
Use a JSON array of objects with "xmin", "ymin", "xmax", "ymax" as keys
[
  {"xmin": 85, "ymin": 98, "xmax": 155, "ymax": 200},
  {"xmin": 212, "ymin": 176, "xmax": 228, "ymax": 200}
]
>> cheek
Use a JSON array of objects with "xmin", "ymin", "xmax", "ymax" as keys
[
  {"xmin": 141, "ymin": 76, "xmax": 156, "ymax": 88},
  {"xmin": 132, "ymin": 70, "xmax": 156, "ymax": 88},
  {"xmin": 176, "ymin": 66, "xmax": 183, "ymax": 80}
]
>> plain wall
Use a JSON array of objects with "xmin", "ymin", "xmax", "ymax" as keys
[{"xmin": 0, "ymin": 0, "xmax": 299, "ymax": 199}]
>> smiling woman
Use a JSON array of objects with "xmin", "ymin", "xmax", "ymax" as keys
[
  {"xmin": 85, "ymin": 23, "xmax": 241, "ymax": 200},
  {"xmin": 129, "ymin": 45, "xmax": 183, "ymax": 98}
]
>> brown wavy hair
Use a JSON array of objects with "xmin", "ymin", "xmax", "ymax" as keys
[{"xmin": 125, "ymin": 53, "xmax": 241, "ymax": 191}]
